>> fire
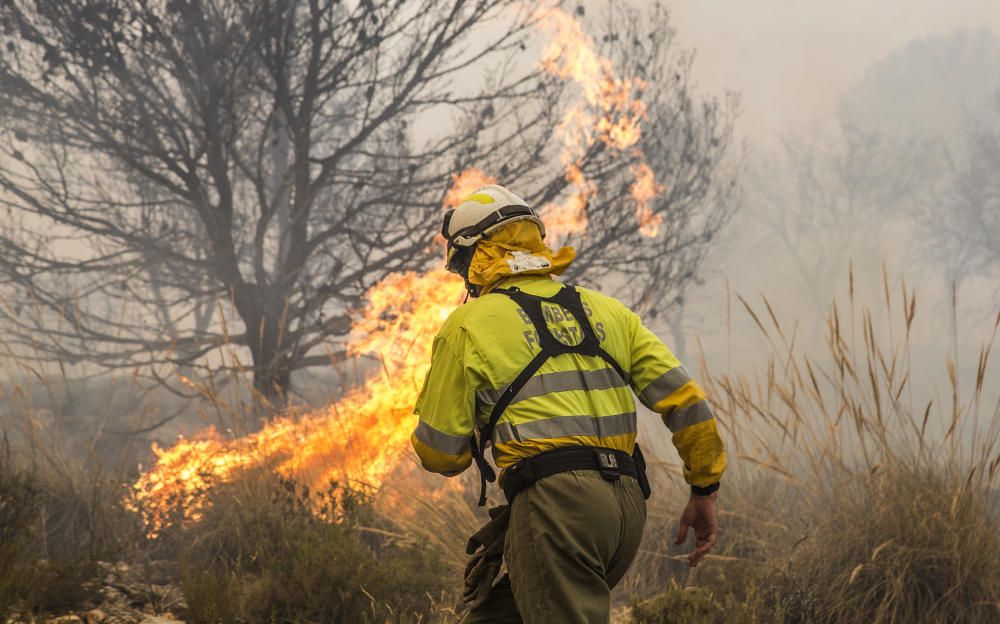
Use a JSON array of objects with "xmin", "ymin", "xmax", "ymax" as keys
[
  {"xmin": 130, "ymin": 269, "xmax": 465, "ymax": 534},
  {"xmin": 535, "ymin": 6, "xmax": 646, "ymax": 151},
  {"xmin": 541, "ymin": 164, "xmax": 593, "ymax": 236},
  {"xmin": 532, "ymin": 5, "xmax": 660, "ymax": 237},
  {"xmin": 630, "ymin": 163, "xmax": 665, "ymax": 237},
  {"xmin": 131, "ymin": 164, "xmax": 484, "ymax": 533},
  {"xmin": 131, "ymin": 8, "xmax": 666, "ymax": 535}
]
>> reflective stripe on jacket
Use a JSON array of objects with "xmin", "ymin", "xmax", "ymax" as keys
[{"xmin": 411, "ymin": 274, "xmax": 726, "ymax": 488}]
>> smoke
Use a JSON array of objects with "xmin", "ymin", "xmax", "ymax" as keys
[{"xmin": 670, "ymin": 25, "xmax": 1000, "ymax": 424}]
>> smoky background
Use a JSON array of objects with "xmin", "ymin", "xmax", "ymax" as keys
[
  {"xmin": 649, "ymin": 0, "xmax": 1000, "ymax": 421},
  {"xmin": 0, "ymin": 1, "xmax": 998, "ymax": 621}
]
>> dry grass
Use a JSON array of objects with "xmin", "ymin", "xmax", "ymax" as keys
[
  {"xmin": 2, "ymin": 269, "xmax": 999, "ymax": 623},
  {"xmin": 629, "ymin": 269, "xmax": 1000, "ymax": 623},
  {"xmin": 0, "ymin": 360, "xmax": 148, "ymax": 619},
  {"xmin": 0, "ymin": 435, "xmax": 142, "ymax": 618}
]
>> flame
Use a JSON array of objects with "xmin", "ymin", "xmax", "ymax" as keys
[
  {"xmin": 130, "ymin": 268, "xmax": 465, "ymax": 535},
  {"xmin": 131, "ymin": 8, "xmax": 666, "ymax": 535},
  {"xmin": 630, "ymin": 163, "xmax": 665, "ymax": 237},
  {"xmin": 532, "ymin": 5, "xmax": 660, "ymax": 237},
  {"xmin": 535, "ymin": 6, "xmax": 646, "ymax": 151},
  {"xmin": 541, "ymin": 164, "xmax": 593, "ymax": 236}
]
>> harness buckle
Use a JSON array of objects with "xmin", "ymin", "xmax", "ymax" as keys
[{"xmin": 595, "ymin": 450, "xmax": 621, "ymax": 482}]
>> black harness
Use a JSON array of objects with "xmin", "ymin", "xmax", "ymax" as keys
[{"xmin": 469, "ymin": 284, "xmax": 650, "ymax": 506}]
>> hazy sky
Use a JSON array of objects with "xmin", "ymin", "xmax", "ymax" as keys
[
  {"xmin": 617, "ymin": 1, "xmax": 1000, "ymax": 391},
  {"xmin": 660, "ymin": 0, "xmax": 1000, "ymax": 142}
]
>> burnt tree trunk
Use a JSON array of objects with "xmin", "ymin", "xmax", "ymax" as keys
[{"xmin": 233, "ymin": 284, "xmax": 294, "ymax": 418}]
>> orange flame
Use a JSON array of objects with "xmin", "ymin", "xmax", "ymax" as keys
[
  {"xmin": 542, "ymin": 163, "xmax": 593, "ymax": 236},
  {"xmin": 131, "ymin": 8, "xmax": 666, "ymax": 535},
  {"xmin": 130, "ymin": 268, "xmax": 465, "ymax": 535},
  {"xmin": 535, "ymin": 7, "xmax": 646, "ymax": 151},
  {"xmin": 630, "ymin": 163, "xmax": 665, "ymax": 237},
  {"xmin": 532, "ymin": 5, "xmax": 659, "ymax": 237}
]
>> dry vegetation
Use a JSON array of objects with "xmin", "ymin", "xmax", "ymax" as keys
[
  {"xmin": 628, "ymin": 272, "xmax": 1000, "ymax": 623},
  {"xmin": 1, "ymin": 274, "xmax": 999, "ymax": 623}
]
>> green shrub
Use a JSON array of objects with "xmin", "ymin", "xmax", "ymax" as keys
[
  {"xmin": 181, "ymin": 562, "xmax": 241, "ymax": 624},
  {"xmin": 18, "ymin": 559, "xmax": 100, "ymax": 614},
  {"xmin": 0, "ymin": 461, "xmax": 98, "ymax": 617},
  {"xmin": 630, "ymin": 578, "xmax": 784, "ymax": 624}
]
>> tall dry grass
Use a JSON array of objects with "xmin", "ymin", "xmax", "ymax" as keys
[
  {"xmin": 0, "ymin": 357, "xmax": 152, "ymax": 617},
  {"xmin": 628, "ymin": 269, "xmax": 1000, "ymax": 623}
]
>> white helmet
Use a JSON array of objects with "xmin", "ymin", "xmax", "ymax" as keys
[{"xmin": 441, "ymin": 184, "xmax": 545, "ymax": 275}]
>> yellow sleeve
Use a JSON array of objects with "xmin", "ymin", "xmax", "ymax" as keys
[
  {"xmin": 627, "ymin": 311, "xmax": 727, "ymax": 490},
  {"xmin": 412, "ymin": 333, "xmax": 474, "ymax": 476}
]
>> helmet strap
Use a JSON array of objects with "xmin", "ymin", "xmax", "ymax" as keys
[
  {"xmin": 447, "ymin": 245, "xmax": 480, "ymax": 299},
  {"xmin": 463, "ymin": 281, "xmax": 478, "ymax": 300}
]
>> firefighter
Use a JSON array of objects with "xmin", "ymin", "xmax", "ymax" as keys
[{"xmin": 412, "ymin": 184, "xmax": 726, "ymax": 623}]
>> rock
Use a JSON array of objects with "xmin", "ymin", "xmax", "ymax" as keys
[
  {"xmin": 138, "ymin": 618, "xmax": 183, "ymax": 624},
  {"xmin": 47, "ymin": 617, "xmax": 83, "ymax": 624}
]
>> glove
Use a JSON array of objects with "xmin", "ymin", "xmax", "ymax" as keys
[{"xmin": 462, "ymin": 504, "xmax": 510, "ymax": 611}]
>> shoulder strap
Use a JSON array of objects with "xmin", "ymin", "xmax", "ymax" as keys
[
  {"xmin": 546, "ymin": 286, "xmax": 628, "ymax": 380},
  {"xmin": 469, "ymin": 284, "xmax": 628, "ymax": 505}
]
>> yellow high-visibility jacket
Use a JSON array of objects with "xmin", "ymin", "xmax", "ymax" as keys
[{"xmin": 412, "ymin": 274, "xmax": 726, "ymax": 490}]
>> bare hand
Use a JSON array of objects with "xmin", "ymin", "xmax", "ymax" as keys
[{"xmin": 674, "ymin": 492, "xmax": 718, "ymax": 567}]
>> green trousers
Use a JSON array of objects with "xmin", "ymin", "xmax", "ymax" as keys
[{"xmin": 465, "ymin": 470, "xmax": 647, "ymax": 624}]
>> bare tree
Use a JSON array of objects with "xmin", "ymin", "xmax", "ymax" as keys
[
  {"xmin": 921, "ymin": 123, "xmax": 1000, "ymax": 290},
  {"xmin": 0, "ymin": 0, "xmax": 736, "ymax": 408},
  {"xmin": 917, "ymin": 120, "xmax": 1000, "ymax": 364},
  {"xmin": 745, "ymin": 126, "xmax": 935, "ymax": 314}
]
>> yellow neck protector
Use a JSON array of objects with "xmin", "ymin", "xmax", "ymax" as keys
[{"xmin": 466, "ymin": 221, "xmax": 575, "ymax": 294}]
